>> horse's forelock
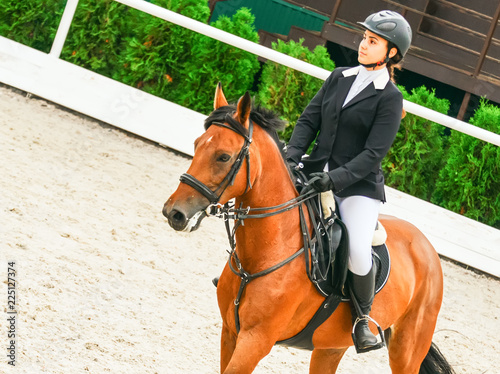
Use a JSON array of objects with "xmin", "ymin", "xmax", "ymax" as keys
[
  {"xmin": 205, "ymin": 104, "xmax": 285, "ymax": 134},
  {"xmin": 204, "ymin": 105, "xmax": 236, "ymax": 130},
  {"xmin": 203, "ymin": 103, "xmax": 287, "ymax": 159}
]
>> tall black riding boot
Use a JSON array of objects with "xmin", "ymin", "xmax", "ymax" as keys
[{"xmin": 348, "ymin": 263, "xmax": 385, "ymax": 353}]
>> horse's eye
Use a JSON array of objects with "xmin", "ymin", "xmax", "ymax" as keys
[{"xmin": 217, "ymin": 154, "xmax": 231, "ymax": 162}]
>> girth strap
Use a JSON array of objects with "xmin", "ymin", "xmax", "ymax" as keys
[{"xmin": 276, "ymin": 292, "xmax": 342, "ymax": 350}]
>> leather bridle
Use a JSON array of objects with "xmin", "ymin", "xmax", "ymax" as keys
[{"xmin": 179, "ymin": 113, "xmax": 254, "ymax": 208}]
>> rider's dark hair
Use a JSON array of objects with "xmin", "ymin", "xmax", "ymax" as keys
[{"xmin": 387, "ymin": 42, "xmax": 402, "ymax": 82}]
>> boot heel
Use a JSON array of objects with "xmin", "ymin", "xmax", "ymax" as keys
[{"xmin": 351, "ymin": 315, "xmax": 386, "ymax": 353}]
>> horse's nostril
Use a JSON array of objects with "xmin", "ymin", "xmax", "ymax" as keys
[
  {"xmin": 166, "ymin": 208, "xmax": 188, "ymax": 231},
  {"xmin": 172, "ymin": 210, "xmax": 185, "ymax": 223}
]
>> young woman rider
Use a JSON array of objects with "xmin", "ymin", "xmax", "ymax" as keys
[{"xmin": 286, "ymin": 10, "xmax": 412, "ymax": 353}]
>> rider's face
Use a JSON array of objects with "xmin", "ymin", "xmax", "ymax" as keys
[{"xmin": 358, "ymin": 30, "xmax": 396, "ymax": 70}]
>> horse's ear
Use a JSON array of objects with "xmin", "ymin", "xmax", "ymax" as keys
[
  {"xmin": 236, "ymin": 91, "xmax": 252, "ymax": 127},
  {"xmin": 214, "ymin": 82, "xmax": 228, "ymax": 110}
]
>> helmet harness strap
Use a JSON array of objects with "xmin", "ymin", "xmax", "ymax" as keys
[{"xmin": 360, "ymin": 43, "xmax": 394, "ymax": 69}]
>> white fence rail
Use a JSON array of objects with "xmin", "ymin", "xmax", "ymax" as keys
[
  {"xmin": 59, "ymin": 0, "xmax": 500, "ymax": 147},
  {"xmin": 0, "ymin": 0, "xmax": 498, "ymax": 277},
  {"xmin": 50, "ymin": 0, "xmax": 79, "ymax": 58},
  {"xmin": 117, "ymin": 0, "xmax": 500, "ymax": 146}
]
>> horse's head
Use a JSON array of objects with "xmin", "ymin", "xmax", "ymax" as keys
[{"xmin": 163, "ymin": 84, "xmax": 258, "ymax": 232}]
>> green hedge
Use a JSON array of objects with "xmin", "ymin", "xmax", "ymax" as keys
[
  {"xmin": 62, "ymin": 0, "xmax": 135, "ymax": 78},
  {"xmin": 256, "ymin": 39, "xmax": 335, "ymax": 142},
  {"xmin": 0, "ymin": 0, "xmax": 257, "ymax": 113},
  {"xmin": 112, "ymin": 0, "xmax": 211, "ymax": 100},
  {"xmin": 383, "ymin": 86, "xmax": 450, "ymax": 201},
  {"xmin": 167, "ymin": 8, "xmax": 260, "ymax": 114},
  {"xmin": 432, "ymin": 99, "xmax": 500, "ymax": 228},
  {"xmin": 0, "ymin": 0, "xmax": 65, "ymax": 53}
]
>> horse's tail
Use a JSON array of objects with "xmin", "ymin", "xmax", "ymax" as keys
[{"xmin": 419, "ymin": 342, "xmax": 455, "ymax": 374}]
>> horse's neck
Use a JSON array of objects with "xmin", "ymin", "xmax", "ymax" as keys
[{"xmin": 234, "ymin": 129, "xmax": 303, "ymax": 271}]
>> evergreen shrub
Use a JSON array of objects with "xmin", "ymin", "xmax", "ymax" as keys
[
  {"xmin": 383, "ymin": 86, "xmax": 450, "ymax": 201},
  {"xmin": 0, "ymin": 0, "xmax": 65, "ymax": 53},
  {"xmin": 169, "ymin": 7, "xmax": 260, "ymax": 114},
  {"xmin": 115, "ymin": 0, "xmax": 210, "ymax": 99},
  {"xmin": 0, "ymin": 0, "xmax": 145, "ymax": 77},
  {"xmin": 61, "ymin": 0, "xmax": 134, "ymax": 78},
  {"xmin": 432, "ymin": 99, "xmax": 500, "ymax": 228},
  {"xmin": 256, "ymin": 39, "xmax": 335, "ymax": 142}
]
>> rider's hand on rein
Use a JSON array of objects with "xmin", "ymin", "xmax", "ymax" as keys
[{"xmin": 302, "ymin": 172, "xmax": 334, "ymax": 194}]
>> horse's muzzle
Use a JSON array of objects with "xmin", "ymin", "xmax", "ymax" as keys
[{"xmin": 163, "ymin": 201, "xmax": 206, "ymax": 232}]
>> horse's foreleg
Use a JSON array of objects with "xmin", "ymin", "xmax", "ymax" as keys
[
  {"xmin": 309, "ymin": 348, "xmax": 347, "ymax": 374},
  {"xmin": 221, "ymin": 329, "xmax": 277, "ymax": 374}
]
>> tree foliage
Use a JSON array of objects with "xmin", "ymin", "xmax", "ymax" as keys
[
  {"xmin": 383, "ymin": 86, "xmax": 450, "ymax": 201},
  {"xmin": 432, "ymin": 99, "xmax": 500, "ymax": 228},
  {"xmin": 114, "ymin": 0, "xmax": 210, "ymax": 99},
  {"xmin": 0, "ymin": 0, "xmax": 65, "ymax": 53},
  {"xmin": 61, "ymin": 0, "xmax": 134, "ymax": 77},
  {"xmin": 168, "ymin": 8, "xmax": 260, "ymax": 114},
  {"xmin": 256, "ymin": 39, "xmax": 335, "ymax": 142}
]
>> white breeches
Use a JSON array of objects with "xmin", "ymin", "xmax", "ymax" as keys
[{"xmin": 335, "ymin": 195, "xmax": 381, "ymax": 276}]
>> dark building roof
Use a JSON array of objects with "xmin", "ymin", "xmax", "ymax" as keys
[
  {"xmin": 316, "ymin": 0, "xmax": 500, "ymax": 119},
  {"xmin": 211, "ymin": 0, "xmax": 500, "ymax": 119}
]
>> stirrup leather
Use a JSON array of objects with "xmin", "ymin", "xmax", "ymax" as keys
[{"xmin": 351, "ymin": 315, "xmax": 386, "ymax": 353}]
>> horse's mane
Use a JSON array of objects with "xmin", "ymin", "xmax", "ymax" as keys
[{"xmin": 204, "ymin": 104, "xmax": 287, "ymax": 159}]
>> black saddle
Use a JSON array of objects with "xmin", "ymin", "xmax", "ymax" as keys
[
  {"xmin": 275, "ymin": 197, "xmax": 391, "ymax": 351},
  {"xmin": 305, "ymin": 197, "xmax": 390, "ymax": 299},
  {"xmin": 313, "ymin": 232, "xmax": 391, "ymax": 299}
]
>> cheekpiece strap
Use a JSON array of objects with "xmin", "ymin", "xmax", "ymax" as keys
[{"xmin": 179, "ymin": 173, "xmax": 219, "ymax": 204}]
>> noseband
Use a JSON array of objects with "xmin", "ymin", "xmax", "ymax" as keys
[{"xmin": 179, "ymin": 113, "xmax": 254, "ymax": 206}]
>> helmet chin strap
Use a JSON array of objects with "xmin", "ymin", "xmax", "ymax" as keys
[
  {"xmin": 360, "ymin": 54, "xmax": 390, "ymax": 69},
  {"xmin": 360, "ymin": 57, "xmax": 389, "ymax": 69}
]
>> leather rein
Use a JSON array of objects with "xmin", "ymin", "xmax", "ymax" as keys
[{"xmin": 178, "ymin": 114, "xmax": 319, "ymax": 334}]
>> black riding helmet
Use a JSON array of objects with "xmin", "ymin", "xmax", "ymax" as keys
[{"xmin": 358, "ymin": 10, "xmax": 412, "ymax": 65}]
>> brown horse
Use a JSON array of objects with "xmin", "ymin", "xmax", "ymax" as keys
[{"xmin": 163, "ymin": 84, "xmax": 454, "ymax": 374}]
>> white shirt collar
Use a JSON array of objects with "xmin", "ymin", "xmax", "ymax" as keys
[{"xmin": 342, "ymin": 66, "xmax": 390, "ymax": 90}]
